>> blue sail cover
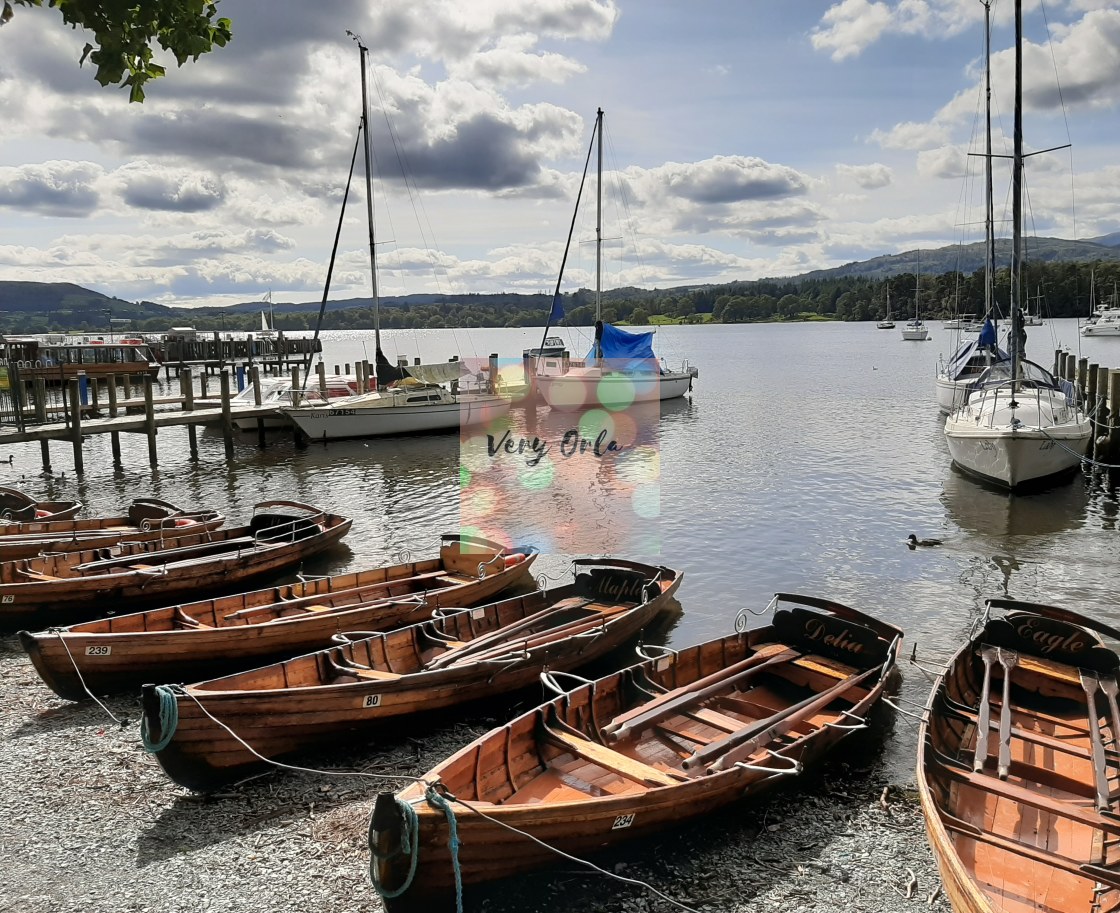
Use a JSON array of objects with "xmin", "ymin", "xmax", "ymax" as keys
[
  {"xmin": 588, "ymin": 323, "xmax": 658, "ymax": 373},
  {"xmin": 946, "ymin": 319, "xmax": 1009, "ymax": 381}
]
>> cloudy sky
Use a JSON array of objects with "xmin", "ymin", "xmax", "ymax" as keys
[{"xmin": 0, "ymin": 0, "xmax": 1117, "ymax": 310}]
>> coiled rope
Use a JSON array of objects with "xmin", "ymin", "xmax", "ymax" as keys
[
  {"xmin": 368, "ymin": 796, "xmax": 420, "ymax": 901},
  {"xmin": 140, "ymin": 684, "xmax": 179, "ymax": 752}
]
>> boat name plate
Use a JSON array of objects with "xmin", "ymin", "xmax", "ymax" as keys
[
  {"xmin": 85, "ymin": 645, "xmax": 112, "ymax": 656},
  {"xmin": 611, "ymin": 814, "xmax": 635, "ymax": 830},
  {"xmin": 362, "ymin": 694, "xmax": 382, "ymax": 709}
]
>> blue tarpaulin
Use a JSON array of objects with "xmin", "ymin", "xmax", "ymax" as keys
[{"xmin": 588, "ymin": 323, "xmax": 658, "ymax": 373}]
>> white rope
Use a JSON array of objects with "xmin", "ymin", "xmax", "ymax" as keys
[
  {"xmin": 173, "ymin": 688, "xmax": 425, "ymax": 784},
  {"xmin": 447, "ymin": 792, "xmax": 701, "ymax": 913},
  {"xmin": 53, "ymin": 630, "xmax": 129, "ymax": 727}
]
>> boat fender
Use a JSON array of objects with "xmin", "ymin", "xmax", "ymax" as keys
[
  {"xmin": 503, "ymin": 553, "xmax": 525, "ymax": 568},
  {"xmin": 173, "ymin": 518, "xmax": 195, "ymax": 527},
  {"xmin": 34, "ymin": 509, "xmax": 50, "ymax": 519}
]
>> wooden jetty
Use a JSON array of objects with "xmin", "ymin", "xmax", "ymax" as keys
[{"xmin": 0, "ymin": 363, "xmax": 352, "ymax": 474}]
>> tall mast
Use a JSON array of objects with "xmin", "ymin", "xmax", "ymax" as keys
[
  {"xmin": 982, "ymin": 0, "xmax": 995, "ymax": 325},
  {"xmin": 357, "ymin": 42, "xmax": 381, "ymax": 361},
  {"xmin": 1010, "ymin": 0, "xmax": 1024, "ymax": 391},
  {"xmin": 594, "ymin": 107, "xmax": 604, "ymax": 359}
]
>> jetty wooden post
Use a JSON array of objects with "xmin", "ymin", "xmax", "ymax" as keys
[
  {"xmin": 1108, "ymin": 369, "xmax": 1120, "ymax": 462},
  {"xmin": 67, "ymin": 378, "xmax": 84, "ymax": 475},
  {"xmin": 143, "ymin": 375, "xmax": 157, "ymax": 465},
  {"xmin": 219, "ymin": 370, "xmax": 234, "ymax": 459},
  {"xmin": 1086, "ymin": 363, "xmax": 1100, "ymax": 457},
  {"xmin": 251, "ymin": 365, "xmax": 266, "ymax": 448},
  {"xmin": 1096, "ymin": 366, "xmax": 1110, "ymax": 458},
  {"xmin": 1053, "ymin": 347, "xmax": 1062, "ymax": 375},
  {"xmin": 106, "ymin": 373, "xmax": 121, "ymax": 466},
  {"xmin": 33, "ymin": 377, "xmax": 50, "ymax": 473},
  {"xmin": 89, "ymin": 377, "xmax": 100, "ymax": 413},
  {"xmin": 181, "ymin": 367, "xmax": 198, "ymax": 461},
  {"xmin": 316, "ymin": 362, "xmax": 327, "ymax": 398},
  {"xmin": 290, "ymin": 365, "xmax": 300, "ymax": 406},
  {"xmin": 199, "ymin": 371, "xmax": 209, "ymax": 400},
  {"xmin": 1077, "ymin": 358, "xmax": 1089, "ymax": 398},
  {"xmin": 489, "ymin": 353, "xmax": 499, "ymax": 393}
]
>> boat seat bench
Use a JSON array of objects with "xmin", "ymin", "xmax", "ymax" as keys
[
  {"xmin": 932, "ymin": 759, "xmax": 1120, "ymax": 836},
  {"xmin": 541, "ymin": 724, "xmax": 688, "ymax": 787},
  {"xmin": 938, "ymin": 809, "xmax": 1120, "ymax": 891}
]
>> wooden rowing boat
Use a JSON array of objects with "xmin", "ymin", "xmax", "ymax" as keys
[
  {"xmin": 0, "ymin": 498, "xmax": 224, "ymax": 561},
  {"xmin": 140, "ymin": 558, "xmax": 682, "ymax": 791},
  {"xmin": 19, "ymin": 535, "xmax": 537, "ymax": 700},
  {"xmin": 918, "ymin": 598, "xmax": 1120, "ymax": 913},
  {"xmin": 368, "ymin": 593, "xmax": 901, "ymax": 907},
  {"xmin": 0, "ymin": 501, "xmax": 351, "ymax": 627},
  {"xmin": 0, "ymin": 486, "xmax": 81, "ymax": 522}
]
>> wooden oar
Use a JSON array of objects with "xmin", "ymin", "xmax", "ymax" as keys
[
  {"xmin": 972, "ymin": 647, "xmax": 998, "ymax": 773},
  {"xmin": 996, "ymin": 648, "xmax": 1019, "ymax": 779},
  {"xmin": 1080, "ymin": 669, "xmax": 1111, "ymax": 811},
  {"xmin": 1099, "ymin": 675, "xmax": 1120, "ymax": 754},
  {"xmin": 423, "ymin": 598, "xmax": 595, "ymax": 671},
  {"xmin": 689, "ymin": 666, "xmax": 877, "ymax": 773},
  {"xmin": 435, "ymin": 610, "xmax": 620, "ymax": 668},
  {"xmin": 603, "ymin": 644, "xmax": 798, "ymax": 743}
]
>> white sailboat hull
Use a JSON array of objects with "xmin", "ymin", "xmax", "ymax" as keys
[
  {"xmin": 536, "ymin": 368, "xmax": 693, "ymax": 412},
  {"xmin": 934, "ymin": 376, "xmax": 972, "ymax": 414},
  {"xmin": 944, "ymin": 390, "xmax": 1090, "ymax": 488},
  {"xmin": 286, "ymin": 392, "xmax": 509, "ymax": 440},
  {"xmin": 901, "ymin": 324, "xmax": 929, "ymax": 341}
]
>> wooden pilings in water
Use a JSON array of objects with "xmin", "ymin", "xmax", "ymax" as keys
[
  {"xmin": 1056, "ymin": 348, "xmax": 1120, "ymax": 465},
  {"xmin": 2, "ymin": 365, "xmax": 305, "ymax": 475}
]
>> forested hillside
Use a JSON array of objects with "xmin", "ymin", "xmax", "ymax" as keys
[{"xmin": 1, "ymin": 257, "xmax": 1117, "ymax": 334}]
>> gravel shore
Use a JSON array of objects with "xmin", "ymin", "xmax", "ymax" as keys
[{"xmin": 1, "ymin": 632, "xmax": 950, "ymax": 913}]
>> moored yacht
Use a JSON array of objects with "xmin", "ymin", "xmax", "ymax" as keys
[{"xmin": 943, "ymin": 1, "xmax": 1090, "ymax": 490}]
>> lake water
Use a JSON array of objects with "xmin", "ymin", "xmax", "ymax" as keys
[{"xmin": 5, "ymin": 317, "xmax": 1119, "ymax": 780}]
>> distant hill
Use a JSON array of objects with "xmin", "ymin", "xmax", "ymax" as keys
[
  {"xmin": 788, "ymin": 236, "xmax": 1120, "ymax": 284},
  {"xmin": 1089, "ymin": 231, "xmax": 1120, "ymax": 249}
]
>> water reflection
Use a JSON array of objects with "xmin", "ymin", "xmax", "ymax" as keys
[{"xmin": 941, "ymin": 466, "xmax": 1089, "ymax": 539}]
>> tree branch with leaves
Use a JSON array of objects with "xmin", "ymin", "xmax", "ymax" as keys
[{"xmin": 1, "ymin": 0, "xmax": 231, "ymax": 102}]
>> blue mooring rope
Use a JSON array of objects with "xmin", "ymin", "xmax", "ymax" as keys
[
  {"xmin": 369, "ymin": 797, "xmax": 419, "ymax": 901},
  {"xmin": 425, "ymin": 786, "xmax": 463, "ymax": 913},
  {"xmin": 139, "ymin": 684, "xmax": 178, "ymax": 753}
]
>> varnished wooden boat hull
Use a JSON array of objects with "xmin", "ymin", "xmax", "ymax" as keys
[
  {"xmin": 0, "ymin": 499, "xmax": 223, "ymax": 562},
  {"xmin": 141, "ymin": 559, "xmax": 681, "ymax": 791},
  {"xmin": 0, "ymin": 501, "xmax": 351, "ymax": 627},
  {"xmin": 918, "ymin": 598, "xmax": 1120, "ymax": 913},
  {"xmin": 18, "ymin": 537, "xmax": 537, "ymax": 699},
  {"xmin": 369, "ymin": 593, "xmax": 901, "ymax": 906}
]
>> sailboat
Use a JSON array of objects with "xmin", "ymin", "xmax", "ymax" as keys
[
  {"xmin": 900, "ymin": 258, "xmax": 930, "ymax": 340},
  {"xmin": 533, "ymin": 109, "xmax": 697, "ymax": 412},
  {"xmin": 285, "ymin": 41, "xmax": 510, "ymax": 441},
  {"xmin": 935, "ymin": 1, "xmax": 1009, "ymax": 414},
  {"xmin": 943, "ymin": 1, "xmax": 1090, "ymax": 489},
  {"xmin": 1022, "ymin": 286, "xmax": 1044, "ymax": 326},
  {"xmin": 876, "ymin": 287, "xmax": 895, "ymax": 329},
  {"xmin": 258, "ymin": 291, "xmax": 278, "ymax": 338}
]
